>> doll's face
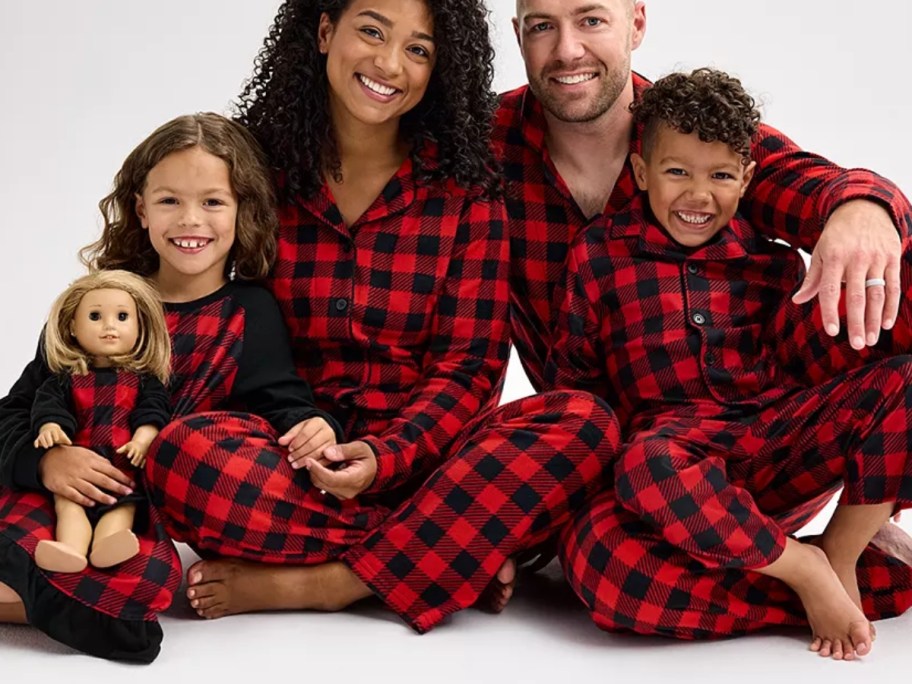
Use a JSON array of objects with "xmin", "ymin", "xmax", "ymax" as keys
[{"xmin": 71, "ymin": 288, "xmax": 140, "ymax": 366}]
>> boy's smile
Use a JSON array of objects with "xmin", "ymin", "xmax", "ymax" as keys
[{"xmin": 631, "ymin": 124, "xmax": 756, "ymax": 248}]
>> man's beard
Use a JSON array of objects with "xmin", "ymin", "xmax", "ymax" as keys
[{"xmin": 529, "ymin": 58, "xmax": 630, "ymax": 123}]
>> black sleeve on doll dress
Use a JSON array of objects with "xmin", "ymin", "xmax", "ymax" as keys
[
  {"xmin": 129, "ymin": 376, "xmax": 171, "ymax": 433},
  {"xmin": 0, "ymin": 337, "xmax": 54, "ymax": 490},
  {"xmin": 231, "ymin": 284, "xmax": 344, "ymax": 440}
]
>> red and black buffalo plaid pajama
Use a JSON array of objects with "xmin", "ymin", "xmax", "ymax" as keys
[
  {"xmin": 547, "ymin": 196, "xmax": 912, "ymax": 637},
  {"xmin": 145, "ymin": 152, "xmax": 619, "ymax": 631}
]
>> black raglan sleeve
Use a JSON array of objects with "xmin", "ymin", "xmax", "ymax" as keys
[{"xmin": 230, "ymin": 285, "xmax": 344, "ymax": 440}]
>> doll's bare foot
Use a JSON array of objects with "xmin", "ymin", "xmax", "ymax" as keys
[
  {"xmin": 477, "ymin": 558, "xmax": 517, "ymax": 613},
  {"xmin": 185, "ymin": 558, "xmax": 371, "ymax": 619},
  {"xmin": 793, "ymin": 545, "xmax": 872, "ymax": 660},
  {"xmin": 35, "ymin": 540, "xmax": 87, "ymax": 573},
  {"xmin": 90, "ymin": 529, "xmax": 139, "ymax": 568}
]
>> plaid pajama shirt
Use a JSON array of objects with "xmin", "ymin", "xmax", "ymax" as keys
[
  {"xmin": 548, "ymin": 196, "xmax": 912, "ymax": 637},
  {"xmin": 147, "ymin": 152, "xmax": 620, "ymax": 631},
  {"xmin": 494, "ymin": 75, "xmax": 912, "ymax": 392}
]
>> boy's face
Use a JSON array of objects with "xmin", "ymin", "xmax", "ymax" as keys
[{"xmin": 631, "ymin": 124, "xmax": 755, "ymax": 247}]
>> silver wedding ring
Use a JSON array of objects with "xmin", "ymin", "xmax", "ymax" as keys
[{"xmin": 865, "ymin": 278, "xmax": 887, "ymax": 288}]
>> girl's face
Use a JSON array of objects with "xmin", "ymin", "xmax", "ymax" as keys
[
  {"xmin": 135, "ymin": 146, "xmax": 237, "ymax": 299},
  {"xmin": 71, "ymin": 288, "xmax": 139, "ymax": 366},
  {"xmin": 319, "ymin": 0, "xmax": 437, "ymax": 129}
]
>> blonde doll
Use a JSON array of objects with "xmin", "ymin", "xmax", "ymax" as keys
[{"xmin": 32, "ymin": 270, "xmax": 170, "ymax": 573}]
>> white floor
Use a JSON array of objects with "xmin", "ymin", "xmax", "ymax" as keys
[{"xmin": 3, "ymin": 357, "xmax": 911, "ymax": 681}]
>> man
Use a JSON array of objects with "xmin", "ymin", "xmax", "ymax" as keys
[{"xmin": 493, "ymin": 0, "xmax": 912, "ymax": 644}]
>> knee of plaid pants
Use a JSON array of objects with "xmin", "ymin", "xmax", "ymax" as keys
[
  {"xmin": 557, "ymin": 488, "xmax": 804, "ymax": 639},
  {"xmin": 340, "ymin": 390, "xmax": 621, "ymax": 634},
  {"xmin": 612, "ymin": 428, "xmax": 786, "ymax": 570}
]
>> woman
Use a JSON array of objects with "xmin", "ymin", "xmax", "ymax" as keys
[{"xmin": 146, "ymin": 0, "xmax": 619, "ymax": 631}]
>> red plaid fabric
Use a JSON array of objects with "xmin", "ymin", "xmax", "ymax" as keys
[
  {"xmin": 342, "ymin": 390, "xmax": 618, "ymax": 632},
  {"xmin": 493, "ymin": 75, "xmax": 912, "ymax": 391},
  {"xmin": 268, "ymin": 153, "xmax": 511, "ymax": 491},
  {"xmin": 561, "ymin": 488, "xmax": 912, "ymax": 639},
  {"xmin": 147, "ymin": 411, "xmax": 391, "ymax": 562},
  {"xmin": 546, "ymin": 194, "xmax": 806, "ymax": 426}
]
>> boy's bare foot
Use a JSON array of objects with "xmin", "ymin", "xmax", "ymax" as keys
[
  {"xmin": 185, "ymin": 559, "xmax": 370, "ymax": 619},
  {"xmin": 477, "ymin": 558, "xmax": 517, "ymax": 613},
  {"xmin": 34, "ymin": 540, "xmax": 87, "ymax": 573},
  {"xmin": 793, "ymin": 545, "xmax": 873, "ymax": 660}
]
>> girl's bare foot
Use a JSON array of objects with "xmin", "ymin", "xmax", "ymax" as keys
[
  {"xmin": 0, "ymin": 581, "xmax": 20, "ymax": 604},
  {"xmin": 0, "ymin": 600, "xmax": 26, "ymax": 624},
  {"xmin": 477, "ymin": 558, "xmax": 517, "ymax": 613},
  {"xmin": 794, "ymin": 545, "xmax": 873, "ymax": 660},
  {"xmin": 185, "ymin": 559, "xmax": 370, "ymax": 619}
]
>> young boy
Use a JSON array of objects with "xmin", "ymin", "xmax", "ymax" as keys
[{"xmin": 548, "ymin": 68, "xmax": 912, "ymax": 660}]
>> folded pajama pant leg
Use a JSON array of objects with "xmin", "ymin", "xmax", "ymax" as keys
[
  {"xmin": 0, "ymin": 488, "xmax": 180, "ymax": 662},
  {"xmin": 145, "ymin": 411, "xmax": 391, "ymax": 564},
  {"xmin": 560, "ymin": 357, "xmax": 912, "ymax": 638},
  {"xmin": 341, "ymin": 390, "xmax": 620, "ymax": 633}
]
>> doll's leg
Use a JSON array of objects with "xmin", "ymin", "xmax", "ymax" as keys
[
  {"xmin": 34, "ymin": 496, "xmax": 91, "ymax": 573},
  {"xmin": 89, "ymin": 504, "xmax": 139, "ymax": 568}
]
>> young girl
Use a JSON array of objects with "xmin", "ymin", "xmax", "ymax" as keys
[
  {"xmin": 33, "ymin": 270, "xmax": 171, "ymax": 573},
  {"xmin": 0, "ymin": 112, "xmax": 342, "ymax": 662}
]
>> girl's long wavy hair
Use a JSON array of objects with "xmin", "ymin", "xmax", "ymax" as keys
[
  {"xmin": 44, "ymin": 270, "xmax": 171, "ymax": 384},
  {"xmin": 81, "ymin": 113, "xmax": 278, "ymax": 280},
  {"xmin": 235, "ymin": 0, "xmax": 501, "ymax": 204}
]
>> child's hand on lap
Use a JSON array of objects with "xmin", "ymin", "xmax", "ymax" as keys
[{"xmin": 280, "ymin": 417, "xmax": 336, "ymax": 469}]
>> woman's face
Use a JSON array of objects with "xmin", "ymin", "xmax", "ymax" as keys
[{"xmin": 319, "ymin": 0, "xmax": 437, "ymax": 128}]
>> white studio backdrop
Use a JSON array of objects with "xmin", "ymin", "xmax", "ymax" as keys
[{"xmin": 0, "ymin": 0, "xmax": 909, "ymax": 401}]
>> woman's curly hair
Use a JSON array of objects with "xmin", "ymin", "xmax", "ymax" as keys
[
  {"xmin": 81, "ymin": 113, "xmax": 277, "ymax": 281},
  {"xmin": 631, "ymin": 68, "xmax": 761, "ymax": 163},
  {"xmin": 235, "ymin": 0, "xmax": 501, "ymax": 203}
]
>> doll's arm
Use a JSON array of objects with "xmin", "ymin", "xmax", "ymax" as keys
[{"xmin": 116, "ymin": 424, "xmax": 159, "ymax": 467}]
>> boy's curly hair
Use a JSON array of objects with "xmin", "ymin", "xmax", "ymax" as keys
[
  {"xmin": 235, "ymin": 0, "xmax": 501, "ymax": 203},
  {"xmin": 631, "ymin": 68, "xmax": 761, "ymax": 163}
]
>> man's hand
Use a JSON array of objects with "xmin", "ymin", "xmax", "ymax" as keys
[
  {"xmin": 304, "ymin": 441, "xmax": 377, "ymax": 500},
  {"xmin": 793, "ymin": 200, "xmax": 902, "ymax": 349}
]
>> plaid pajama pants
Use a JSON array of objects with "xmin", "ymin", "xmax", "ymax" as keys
[
  {"xmin": 560, "ymin": 356, "xmax": 912, "ymax": 637},
  {"xmin": 145, "ymin": 391, "xmax": 618, "ymax": 631}
]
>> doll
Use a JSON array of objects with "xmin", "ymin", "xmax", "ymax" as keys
[{"xmin": 32, "ymin": 270, "xmax": 171, "ymax": 573}]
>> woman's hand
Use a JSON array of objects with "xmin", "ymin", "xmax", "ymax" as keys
[
  {"xmin": 279, "ymin": 417, "xmax": 337, "ymax": 469},
  {"xmin": 304, "ymin": 441, "xmax": 377, "ymax": 500},
  {"xmin": 39, "ymin": 444, "xmax": 135, "ymax": 507}
]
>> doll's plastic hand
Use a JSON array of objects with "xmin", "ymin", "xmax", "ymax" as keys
[
  {"xmin": 116, "ymin": 441, "xmax": 148, "ymax": 467},
  {"xmin": 279, "ymin": 417, "xmax": 337, "ymax": 470},
  {"xmin": 34, "ymin": 423, "xmax": 72, "ymax": 449},
  {"xmin": 303, "ymin": 441, "xmax": 376, "ymax": 500},
  {"xmin": 39, "ymin": 444, "xmax": 135, "ymax": 508}
]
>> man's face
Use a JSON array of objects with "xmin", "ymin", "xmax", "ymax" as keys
[{"xmin": 513, "ymin": 0, "xmax": 645, "ymax": 123}]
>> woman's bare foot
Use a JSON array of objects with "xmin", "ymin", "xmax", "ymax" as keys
[
  {"xmin": 477, "ymin": 558, "xmax": 517, "ymax": 613},
  {"xmin": 793, "ymin": 545, "xmax": 873, "ymax": 660},
  {"xmin": 185, "ymin": 559, "xmax": 371, "ymax": 619}
]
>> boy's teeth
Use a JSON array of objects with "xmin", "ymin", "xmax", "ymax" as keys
[
  {"xmin": 359, "ymin": 75, "xmax": 397, "ymax": 96},
  {"xmin": 555, "ymin": 73, "xmax": 596, "ymax": 85},
  {"xmin": 675, "ymin": 211, "xmax": 713, "ymax": 225}
]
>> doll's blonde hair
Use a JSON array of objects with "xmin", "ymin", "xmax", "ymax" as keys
[{"xmin": 43, "ymin": 270, "xmax": 171, "ymax": 384}]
